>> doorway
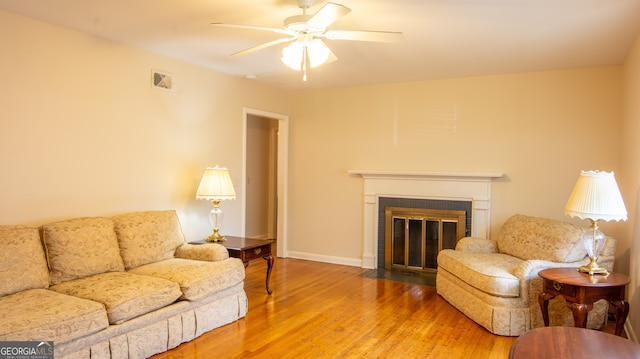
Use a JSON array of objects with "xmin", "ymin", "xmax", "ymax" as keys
[{"xmin": 242, "ymin": 108, "xmax": 288, "ymax": 258}]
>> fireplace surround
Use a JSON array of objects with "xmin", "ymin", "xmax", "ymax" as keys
[{"xmin": 348, "ymin": 170, "xmax": 503, "ymax": 269}]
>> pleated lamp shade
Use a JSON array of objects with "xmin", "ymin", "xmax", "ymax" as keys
[
  {"xmin": 564, "ymin": 170, "xmax": 627, "ymax": 222},
  {"xmin": 196, "ymin": 166, "xmax": 236, "ymax": 201}
]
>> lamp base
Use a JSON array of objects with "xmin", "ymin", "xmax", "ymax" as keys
[
  {"xmin": 205, "ymin": 229, "xmax": 226, "ymax": 242},
  {"xmin": 578, "ymin": 257, "xmax": 608, "ymax": 276}
]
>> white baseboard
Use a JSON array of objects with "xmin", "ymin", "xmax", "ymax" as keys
[
  {"xmin": 362, "ymin": 254, "xmax": 376, "ymax": 269},
  {"xmin": 286, "ymin": 251, "xmax": 362, "ymax": 267}
]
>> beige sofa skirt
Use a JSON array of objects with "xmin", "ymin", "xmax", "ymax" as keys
[{"xmin": 57, "ymin": 283, "xmax": 247, "ymax": 359}]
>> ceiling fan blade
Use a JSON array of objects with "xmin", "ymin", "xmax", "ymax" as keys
[
  {"xmin": 231, "ymin": 37, "xmax": 295, "ymax": 57},
  {"xmin": 324, "ymin": 30, "xmax": 404, "ymax": 43},
  {"xmin": 325, "ymin": 48, "xmax": 338, "ymax": 65},
  {"xmin": 211, "ymin": 22, "xmax": 293, "ymax": 36},
  {"xmin": 307, "ymin": 2, "xmax": 351, "ymax": 30}
]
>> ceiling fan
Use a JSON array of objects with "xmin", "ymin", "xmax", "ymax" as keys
[{"xmin": 211, "ymin": 0, "xmax": 403, "ymax": 81}]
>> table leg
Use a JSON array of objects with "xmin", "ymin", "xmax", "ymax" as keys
[
  {"xmin": 570, "ymin": 303, "xmax": 590, "ymax": 328},
  {"xmin": 538, "ymin": 291, "xmax": 555, "ymax": 326},
  {"xmin": 263, "ymin": 253, "xmax": 274, "ymax": 295},
  {"xmin": 610, "ymin": 300, "xmax": 630, "ymax": 336}
]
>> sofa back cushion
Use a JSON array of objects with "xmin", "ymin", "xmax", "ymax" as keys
[
  {"xmin": 42, "ymin": 217, "xmax": 125, "ymax": 285},
  {"xmin": 496, "ymin": 214, "xmax": 586, "ymax": 263},
  {"xmin": 112, "ymin": 210, "xmax": 185, "ymax": 270},
  {"xmin": 0, "ymin": 225, "xmax": 50, "ymax": 296}
]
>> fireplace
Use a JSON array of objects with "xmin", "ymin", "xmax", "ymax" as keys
[
  {"xmin": 348, "ymin": 170, "xmax": 503, "ymax": 269},
  {"xmin": 381, "ymin": 201, "xmax": 469, "ymax": 272}
]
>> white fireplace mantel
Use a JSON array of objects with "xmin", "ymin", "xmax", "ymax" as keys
[{"xmin": 348, "ymin": 170, "xmax": 504, "ymax": 269}]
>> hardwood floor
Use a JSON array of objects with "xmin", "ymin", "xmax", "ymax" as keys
[{"xmin": 151, "ymin": 258, "xmax": 619, "ymax": 358}]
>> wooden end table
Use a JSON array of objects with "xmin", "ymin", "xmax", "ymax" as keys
[
  {"xmin": 538, "ymin": 267, "xmax": 630, "ymax": 336},
  {"xmin": 191, "ymin": 236, "xmax": 275, "ymax": 295},
  {"xmin": 510, "ymin": 326, "xmax": 640, "ymax": 359}
]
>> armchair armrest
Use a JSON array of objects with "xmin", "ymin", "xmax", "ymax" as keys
[
  {"xmin": 514, "ymin": 259, "xmax": 586, "ymax": 282},
  {"xmin": 174, "ymin": 243, "xmax": 229, "ymax": 262},
  {"xmin": 455, "ymin": 237, "xmax": 498, "ymax": 253}
]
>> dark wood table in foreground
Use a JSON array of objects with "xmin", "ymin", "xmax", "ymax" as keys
[
  {"xmin": 538, "ymin": 267, "xmax": 630, "ymax": 336},
  {"xmin": 510, "ymin": 326, "xmax": 640, "ymax": 358},
  {"xmin": 191, "ymin": 236, "xmax": 275, "ymax": 295}
]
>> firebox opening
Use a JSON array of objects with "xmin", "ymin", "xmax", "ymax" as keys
[
  {"xmin": 377, "ymin": 197, "xmax": 472, "ymax": 271},
  {"xmin": 384, "ymin": 207, "xmax": 466, "ymax": 274}
]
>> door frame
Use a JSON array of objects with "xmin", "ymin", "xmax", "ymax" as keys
[{"xmin": 241, "ymin": 107, "xmax": 289, "ymax": 258}]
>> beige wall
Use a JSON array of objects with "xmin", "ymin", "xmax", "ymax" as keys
[
  {"xmin": 0, "ymin": 11, "xmax": 288, "ymax": 241},
  {"xmin": 287, "ymin": 68, "xmax": 625, "ymax": 266},
  {"xmin": 623, "ymin": 34, "xmax": 640, "ymax": 341},
  {"xmin": 3, "ymin": 7, "xmax": 638, "ymax": 338}
]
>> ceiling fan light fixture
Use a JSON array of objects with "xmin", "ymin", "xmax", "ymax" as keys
[
  {"xmin": 306, "ymin": 39, "xmax": 330, "ymax": 68},
  {"xmin": 281, "ymin": 39, "xmax": 330, "ymax": 71}
]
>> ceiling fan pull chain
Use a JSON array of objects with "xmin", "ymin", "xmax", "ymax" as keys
[{"xmin": 302, "ymin": 46, "xmax": 308, "ymax": 82}]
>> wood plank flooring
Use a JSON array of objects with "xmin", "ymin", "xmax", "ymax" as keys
[{"xmin": 151, "ymin": 258, "xmax": 618, "ymax": 358}]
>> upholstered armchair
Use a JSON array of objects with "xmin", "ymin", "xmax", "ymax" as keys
[{"xmin": 436, "ymin": 214, "xmax": 616, "ymax": 336}]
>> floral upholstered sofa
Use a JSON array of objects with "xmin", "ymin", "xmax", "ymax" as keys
[
  {"xmin": 436, "ymin": 214, "xmax": 616, "ymax": 336},
  {"xmin": 0, "ymin": 210, "xmax": 247, "ymax": 358}
]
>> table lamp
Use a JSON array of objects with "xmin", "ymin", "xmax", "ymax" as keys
[
  {"xmin": 196, "ymin": 166, "xmax": 236, "ymax": 242},
  {"xmin": 564, "ymin": 170, "xmax": 627, "ymax": 275}
]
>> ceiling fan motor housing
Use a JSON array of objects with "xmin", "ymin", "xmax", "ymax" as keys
[
  {"xmin": 297, "ymin": 0, "xmax": 315, "ymax": 10},
  {"xmin": 284, "ymin": 15, "xmax": 323, "ymax": 33}
]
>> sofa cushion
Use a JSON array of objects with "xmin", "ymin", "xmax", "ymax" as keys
[
  {"xmin": 437, "ymin": 249, "xmax": 523, "ymax": 298},
  {"xmin": 0, "ymin": 288, "xmax": 108, "ymax": 344},
  {"xmin": 496, "ymin": 214, "xmax": 586, "ymax": 263},
  {"xmin": 0, "ymin": 225, "xmax": 50, "ymax": 296},
  {"xmin": 128, "ymin": 258, "xmax": 245, "ymax": 301},
  {"xmin": 42, "ymin": 217, "xmax": 125, "ymax": 285},
  {"xmin": 112, "ymin": 210, "xmax": 186, "ymax": 270},
  {"xmin": 49, "ymin": 271, "xmax": 182, "ymax": 324}
]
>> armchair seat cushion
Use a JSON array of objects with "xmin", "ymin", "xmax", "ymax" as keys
[
  {"xmin": 49, "ymin": 272, "xmax": 182, "ymax": 324},
  {"xmin": 0, "ymin": 289, "xmax": 108, "ymax": 344},
  {"xmin": 128, "ymin": 258, "xmax": 245, "ymax": 301},
  {"xmin": 438, "ymin": 250, "xmax": 523, "ymax": 298}
]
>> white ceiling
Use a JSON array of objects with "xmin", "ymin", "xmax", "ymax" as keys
[{"xmin": 1, "ymin": 0, "xmax": 640, "ymax": 91}]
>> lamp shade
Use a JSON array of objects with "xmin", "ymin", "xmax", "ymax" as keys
[
  {"xmin": 281, "ymin": 38, "xmax": 330, "ymax": 70},
  {"xmin": 196, "ymin": 166, "xmax": 236, "ymax": 201},
  {"xmin": 564, "ymin": 170, "xmax": 627, "ymax": 222}
]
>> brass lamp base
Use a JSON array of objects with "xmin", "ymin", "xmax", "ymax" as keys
[
  {"xmin": 205, "ymin": 229, "xmax": 226, "ymax": 242},
  {"xmin": 578, "ymin": 257, "xmax": 608, "ymax": 276}
]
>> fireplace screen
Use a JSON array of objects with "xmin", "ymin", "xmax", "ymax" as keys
[{"xmin": 385, "ymin": 207, "xmax": 466, "ymax": 273}]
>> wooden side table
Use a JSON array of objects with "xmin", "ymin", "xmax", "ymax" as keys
[
  {"xmin": 538, "ymin": 268, "xmax": 630, "ymax": 336},
  {"xmin": 510, "ymin": 326, "xmax": 640, "ymax": 359},
  {"xmin": 191, "ymin": 236, "xmax": 275, "ymax": 295}
]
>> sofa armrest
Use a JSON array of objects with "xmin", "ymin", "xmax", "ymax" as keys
[
  {"xmin": 455, "ymin": 237, "xmax": 498, "ymax": 253},
  {"xmin": 174, "ymin": 243, "xmax": 229, "ymax": 262}
]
